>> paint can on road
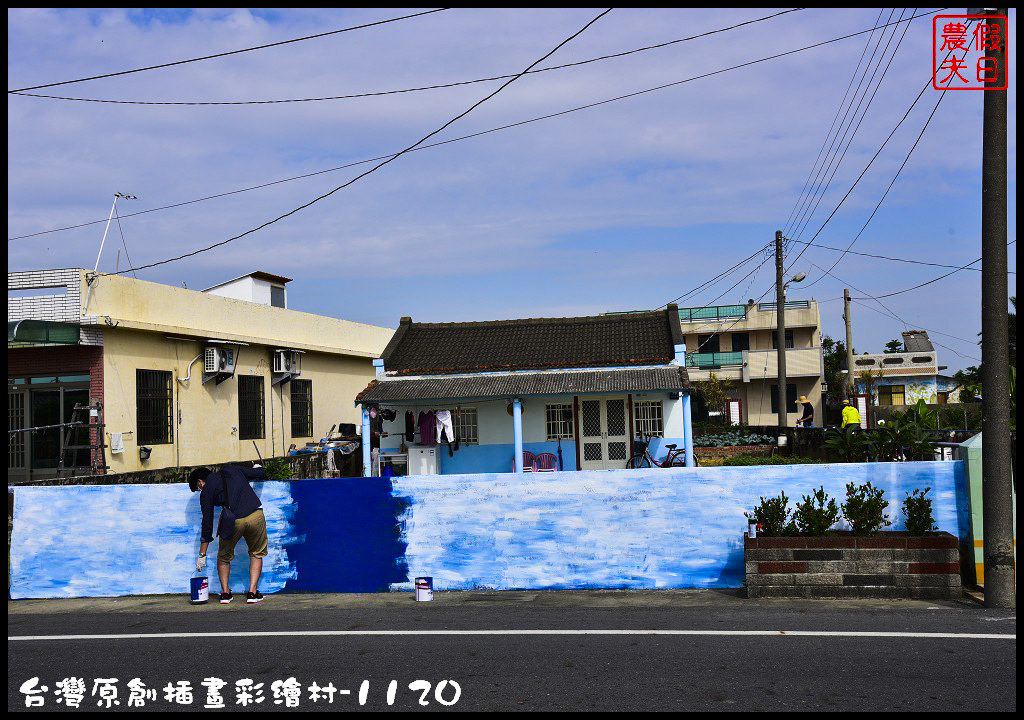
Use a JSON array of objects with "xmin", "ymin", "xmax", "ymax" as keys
[
  {"xmin": 415, "ymin": 576, "xmax": 433, "ymax": 602},
  {"xmin": 190, "ymin": 573, "xmax": 209, "ymax": 604}
]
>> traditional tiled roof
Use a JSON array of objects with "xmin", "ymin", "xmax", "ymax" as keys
[
  {"xmin": 380, "ymin": 307, "xmax": 682, "ymax": 376},
  {"xmin": 356, "ymin": 366, "xmax": 689, "ymax": 404}
]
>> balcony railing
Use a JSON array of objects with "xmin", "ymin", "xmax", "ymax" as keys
[
  {"xmin": 757, "ymin": 300, "xmax": 811, "ymax": 312},
  {"xmin": 686, "ymin": 351, "xmax": 744, "ymax": 369},
  {"xmin": 678, "ymin": 305, "xmax": 747, "ymax": 323}
]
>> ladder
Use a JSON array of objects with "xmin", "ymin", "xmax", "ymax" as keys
[{"xmin": 56, "ymin": 401, "xmax": 110, "ymax": 478}]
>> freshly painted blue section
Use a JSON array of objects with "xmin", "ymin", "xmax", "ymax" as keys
[
  {"xmin": 9, "ymin": 461, "xmax": 968, "ymax": 598},
  {"xmin": 282, "ymin": 478, "xmax": 408, "ymax": 593},
  {"xmin": 391, "ymin": 461, "xmax": 968, "ymax": 591},
  {"xmin": 9, "ymin": 482, "xmax": 299, "ymax": 599}
]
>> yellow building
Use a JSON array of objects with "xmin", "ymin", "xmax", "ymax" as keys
[
  {"xmin": 678, "ymin": 300, "xmax": 824, "ymax": 426},
  {"xmin": 8, "ymin": 269, "xmax": 392, "ymax": 481}
]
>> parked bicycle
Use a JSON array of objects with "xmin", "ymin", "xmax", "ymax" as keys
[{"xmin": 625, "ymin": 432, "xmax": 699, "ymax": 468}]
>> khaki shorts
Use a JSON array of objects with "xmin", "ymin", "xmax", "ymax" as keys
[{"xmin": 218, "ymin": 508, "xmax": 268, "ymax": 563}]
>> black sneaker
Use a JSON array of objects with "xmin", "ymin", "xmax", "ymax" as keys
[
  {"xmin": 219, "ymin": 592, "xmax": 233, "ymax": 604},
  {"xmin": 246, "ymin": 591, "xmax": 264, "ymax": 604}
]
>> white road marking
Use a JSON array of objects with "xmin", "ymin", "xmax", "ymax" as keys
[{"xmin": 7, "ymin": 629, "xmax": 1016, "ymax": 641}]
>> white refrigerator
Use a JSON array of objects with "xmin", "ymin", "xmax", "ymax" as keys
[{"xmin": 408, "ymin": 445, "xmax": 439, "ymax": 475}]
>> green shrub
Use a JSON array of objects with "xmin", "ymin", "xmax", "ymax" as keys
[
  {"xmin": 902, "ymin": 487, "xmax": 937, "ymax": 535},
  {"xmin": 262, "ymin": 457, "xmax": 294, "ymax": 481},
  {"xmin": 793, "ymin": 486, "xmax": 840, "ymax": 536},
  {"xmin": 744, "ymin": 492, "xmax": 796, "ymax": 536},
  {"xmin": 841, "ymin": 481, "xmax": 891, "ymax": 535},
  {"xmin": 723, "ymin": 455, "xmax": 822, "ymax": 466},
  {"xmin": 694, "ymin": 431, "xmax": 775, "ymax": 448}
]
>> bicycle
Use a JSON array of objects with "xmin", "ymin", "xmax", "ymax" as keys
[{"xmin": 625, "ymin": 432, "xmax": 699, "ymax": 468}]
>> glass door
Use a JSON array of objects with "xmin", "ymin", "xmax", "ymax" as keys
[{"xmin": 579, "ymin": 397, "xmax": 628, "ymax": 470}]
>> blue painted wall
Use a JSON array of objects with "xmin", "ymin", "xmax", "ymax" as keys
[{"xmin": 9, "ymin": 462, "xmax": 968, "ymax": 599}]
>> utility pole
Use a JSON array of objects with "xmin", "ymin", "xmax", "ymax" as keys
[
  {"xmin": 843, "ymin": 289, "xmax": 856, "ymax": 398},
  {"xmin": 980, "ymin": 8, "xmax": 1013, "ymax": 609},
  {"xmin": 775, "ymin": 230, "xmax": 788, "ymax": 430}
]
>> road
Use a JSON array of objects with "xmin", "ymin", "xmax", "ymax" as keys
[{"xmin": 8, "ymin": 590, "xmax": 1017, "ymax": 712}]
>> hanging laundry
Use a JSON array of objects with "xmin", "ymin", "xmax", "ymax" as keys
[
  {"xmin": 418, "ymin": 410, "xmax": 436, "ymax": 445},
  {"xmin": 381, "ymin": 408, "xmax": 397, "ymax": 422},
  {"xmin": 405, "ymin": 411, "xmax": 415, "ymax": 442},
  {"xmin": 435, "ymin": 409, "xmax": 456, "ymax": 457}
]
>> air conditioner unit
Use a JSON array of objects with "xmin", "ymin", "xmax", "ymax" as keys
[
  {"xmin": 204, "ymin": 346, "xmax": 237, "ymax": 375},
  {"xmin": 273, "ymin": 350, "xmax": 301, "ymax": 376}
]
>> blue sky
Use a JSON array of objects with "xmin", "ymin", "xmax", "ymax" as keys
[{"xmin": 7, "ymin": 8, "xmax": 1017, "ymax": 373}]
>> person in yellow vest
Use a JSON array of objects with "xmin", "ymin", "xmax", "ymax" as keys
[{"xmin": 841, "ymin": 399, "xmax": 862, "ymax": 429}]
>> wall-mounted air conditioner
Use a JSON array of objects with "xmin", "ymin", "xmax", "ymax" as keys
[
  {"xmin": 272, "ymin": 349, "xmax": 303, "ymax": 384},
  {"xmin": 273, "ymin": 350, "xmax": 300, "ymax": 375},
  {"xmin": 204, "ymin": 346, "xmax": 237, "ymax": 375}
]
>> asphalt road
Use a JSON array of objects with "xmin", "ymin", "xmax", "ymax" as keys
[{"xmin": 8, "ymin": 590, "xmax": 1017, "ymax": 712}]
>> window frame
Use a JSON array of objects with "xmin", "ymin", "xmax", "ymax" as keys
[
  {"xmin": 136, "ymin": 369, "xmax": 174, "ymax": 445},
  {"xmin": 290, "ymin": 378, "xmax": 313, "ymax": 438},
  {"xmin": 545, "ymin": 403, "xmax": 575, "ymax": 441},
  {"xmin": 770, "ymin": 383, "xmax": 798, "ymax": 414},
  {"xmin": 877, "ymin": 384, "xmax": 906, "ymax": 407},
  {"xmin": 633, "ymin": 399, "xmax": 665, "ymax": 438},
  {"xmin": 447, "ymin": 406, "xmax": 478, "ymax": 445},
  {"xmin": 238, "ymin": 375, "xmax": 266, "ymax": 440}
]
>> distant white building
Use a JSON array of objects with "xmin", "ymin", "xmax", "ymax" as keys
[{"xmin": 853, "ymin": 331, "xmax": 958, "ymax": 406}]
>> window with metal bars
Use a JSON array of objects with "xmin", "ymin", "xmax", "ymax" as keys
[
  {"xmin": 290, "ymin": 379, "xmax": 313, "ymax": 438},
  {"xmin": 545, "ymin": 403, "xmax": 574, "ymax": 440},
  {"xmin": 136, "ymin": 370, "xmax": 173, "ymax": 445},
  {"xmin": 449, "ymin": 407, "xmax": 478, "ymax": 445},
  {"xmin": 633, "ymin": 400, "xmax": 664, "ymax": 437},
  {"xmin": 238, "ymin": 375, "xmax": 265, "ymax": 440}
]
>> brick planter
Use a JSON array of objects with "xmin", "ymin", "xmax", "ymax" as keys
[
  {"xmin": 744, "ymin": 531, "xmax": 961, "ymax": 600},
  {"xmin": 696, "ymin": 444, "xmax": 774, "ymax": 462}
]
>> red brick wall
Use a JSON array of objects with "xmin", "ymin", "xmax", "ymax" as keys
[{"xmin": 8, "ymin": 346, "xmax": 106, "ymax": 472}]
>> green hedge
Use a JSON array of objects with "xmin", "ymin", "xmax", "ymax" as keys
[{"xmin": 722, "ymin": 454, "xmax": 823, "ymax": 466}]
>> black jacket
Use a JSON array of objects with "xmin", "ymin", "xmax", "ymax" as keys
[{"xmin": 199, "ymin": 465, "xmax": 265, "ymax": 543}]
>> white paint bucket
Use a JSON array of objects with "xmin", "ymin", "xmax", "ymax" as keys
[
  {"xmin": 415, "ymin": 576, "xmax": 433, "ymax": 602},
  {"xmin": 190, "ymin": 574, "xmax": 209, "ymax": 604}
]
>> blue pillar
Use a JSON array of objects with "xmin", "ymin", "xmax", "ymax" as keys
[
  {"xmin": 361, "ymin": 406, "xmax": 372, "ymax": 476},
  {"xmin": 681, "ymin": 340, "xmax": 695, "ymax": 467},
  {"xmin": 683, "ymin": 392, "xmax": 695, "ymax": 468},
  {"xmin": 512, "ymin": 398, "xmax": 524, "ymax": 473}
]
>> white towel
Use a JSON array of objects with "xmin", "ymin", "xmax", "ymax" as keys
[{"xmin": 110, "ymin": 432, "xmax": 124, "ymax": 454}]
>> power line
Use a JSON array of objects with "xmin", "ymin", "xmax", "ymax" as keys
[
  {"xmin": 108, "ymin": 9, "xmax": 614, "ymax": 276},
  {"xmin": 7, "ymin": 9, "xmax": 451, "ymax": 93},
  {"xmin": 788, "ymin": 238, "xmax": 1016, "ymax": 274},
  {"xmin": 784, "ymin": 8, "xmax": 896, "ymax": 239},
  {"xmin": 851, "ymin": 241, "xmax": 1017, "ymax": 300},
  {"xmin": 10, "ymin": 9, "xmax": 804, "ymax": 106},
  {"xmin": 787, "ymin": 8, "xmax": 912, "ymax": 250},
  {"xmin": 782, "ymin": 8, "xmax": 886, "ymax": 236},
  {"xmin": 8, "ymin": 8, "xmax": 949, "ymax": 243},
  {"xmin": 658, "ymin": 242, "xmax": 772, "ymax": 309},
  {"xmin": 852, "ymin": 299, "xmax": 980, "ymax": 362}
]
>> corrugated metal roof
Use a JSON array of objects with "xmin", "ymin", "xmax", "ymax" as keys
[
  {"xmin": 357, "ymin": 366, "xmax": 689, "ymax": 403},
  {"xmin": 901, "ymin": 331, "xmax": 934, "ymax": 352}
]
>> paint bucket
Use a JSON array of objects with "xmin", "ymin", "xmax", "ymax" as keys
[
  {"xmin": 190, "ymin": 573, "xmax": 209, "ymax": 604},
  {"xmin": 414, "ymin": 576, "xmax": 433, "ymax": 602}
]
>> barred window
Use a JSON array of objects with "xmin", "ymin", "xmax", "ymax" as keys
[
  {"xmin": 449, "ymin": 407, "xmax": 478, "ymax": 445},
  {"xmin": 238, "ymin": 375, "xmax": 265, "ymax": 440},
  {"xmin": 290, "ymin": 379, "xmax": 313, "ymax": 438},
  {"xmin": 545, "ymin": 403, "xmax": 574, "ymax": 440},
  {"xmin": 633, "ymin": 400, "xmax": 664, "ymax": 438},
  {"xmin": 877, "ymin": 385, "xmax": 906, "ymax": 407},
  {"xmin": 137, "ymin": 370, "xmax": 173, "ymax": 445}
]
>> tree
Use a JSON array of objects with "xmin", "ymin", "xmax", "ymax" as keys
[
  {"xmin": 952, "ymin": 365, "xmax": 982, "ymax": 403},
  {"xmin": 821, "ymin": 335, "xmax": 849, "ymax": 407},
  {"xmin": 883, "ymin": 338, "xmax": 904, "ymax": 354},
  {"xmin": 857, "ymin": 368, "xmax": 882, "ymax": 404},
  {"xmin": 691, "ymin": 371, "xmax": 735, "ymax": 424}
]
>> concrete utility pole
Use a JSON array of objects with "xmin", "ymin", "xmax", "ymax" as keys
[
  {"xmin": 980, "ymin": 8, "xmax": 1014, "ymax": 609},
  {"xmin": 775, "ymin": 230, "xmax": 788, "ymax": 430},
  {"xmin": 844, "ymin": 289, "xmax": 856, "ymax": 397}
]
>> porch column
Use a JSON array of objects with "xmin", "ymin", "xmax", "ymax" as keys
[
  {"xmin": 512, "ymin": 398, "xmax": 524, "ymax": 473},
  {"xmin": 683, "ymin": 392, "xmax": 695, "ymax": 468},
  {"xmin": 681, "ymin": 340, "xmax": 695, "ymax": 468},
  {"xmin": 361, "ymin": 405, "xmax": 372, "ymax": 476}
]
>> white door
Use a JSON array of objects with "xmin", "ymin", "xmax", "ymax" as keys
[{"xmin": 579, "ymin": 397, "xmax": 629, "ymax": 470}]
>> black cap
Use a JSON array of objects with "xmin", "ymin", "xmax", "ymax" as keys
[{"xmin": 188, "ymin": 467, "xmax": 211, "ymax": 492}]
